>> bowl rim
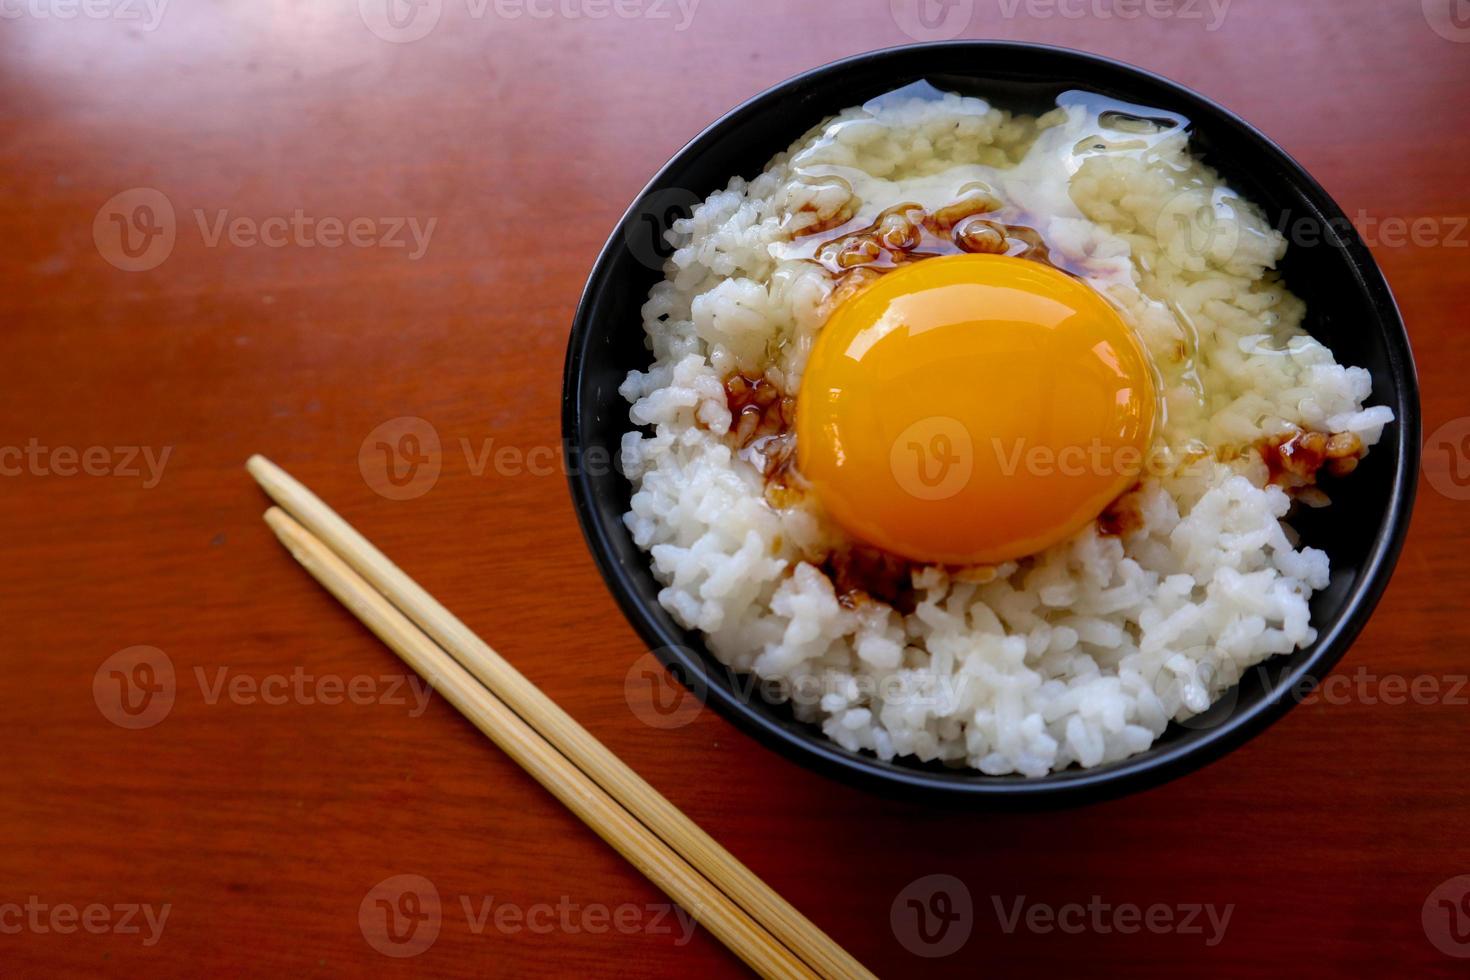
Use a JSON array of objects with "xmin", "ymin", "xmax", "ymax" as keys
[{"xmin": 562, "ymin": 41, "xmax": 1421, "ymax": 806}]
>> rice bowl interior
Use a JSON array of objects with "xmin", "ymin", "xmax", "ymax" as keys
[{"xmin": 615, "ymin": 83, "xmax": 1395, "ymax": 777}]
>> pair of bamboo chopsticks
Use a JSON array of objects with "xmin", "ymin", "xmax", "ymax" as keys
[{"xmin": 247, "ymin": 456, "xmax": 873, "ymax": 980}]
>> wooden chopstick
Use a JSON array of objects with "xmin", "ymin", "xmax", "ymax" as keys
[
  {"xmin": 263, "ymin": 507, "xmax": 815, "ymax": 979},
  {"xmin": 249, "ymin": 456, "xmax": 874, "ymax": 979}
]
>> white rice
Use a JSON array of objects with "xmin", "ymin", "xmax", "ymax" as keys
[{"xmin": 618, "ymin": 85, "xmax": 1394, "ymax": 776}]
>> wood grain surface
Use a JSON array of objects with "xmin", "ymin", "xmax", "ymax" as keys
[{"xmin": 1, "ymin": 1, "xmax": 1467, "ymax": 975}]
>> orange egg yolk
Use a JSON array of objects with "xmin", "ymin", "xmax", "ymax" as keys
[{"xmin": 796, "ymin": 254, "xmax": 1156, "ymax": 566}]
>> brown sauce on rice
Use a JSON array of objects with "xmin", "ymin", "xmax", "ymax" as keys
[{"xmin": 1260, "ymin": 429, "xmax": 1366, "ymax": 485}]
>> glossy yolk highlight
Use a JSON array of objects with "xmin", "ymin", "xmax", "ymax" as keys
[{"xmin": 796, "ymin": 254, "xmax": 1156, "ymax": 566}]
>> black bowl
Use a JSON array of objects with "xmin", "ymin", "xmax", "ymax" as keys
[{"xmin": 563, "ymin": 43, "xmax": 1419, "ymax": 806}]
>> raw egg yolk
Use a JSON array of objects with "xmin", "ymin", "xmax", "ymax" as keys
[{"xmin": 796, "ymin": 254, "xmax": 1156, "ymax": 566}]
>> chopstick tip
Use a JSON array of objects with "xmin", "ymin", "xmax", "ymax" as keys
[{"xmin": 262, "ymin": 507, "xmax": 310, "ymax": 559}]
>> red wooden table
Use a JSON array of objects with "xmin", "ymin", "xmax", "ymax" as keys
[{"xmin": 2, "ymin": 0, "xmax": 1467, "ymax": 975}]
